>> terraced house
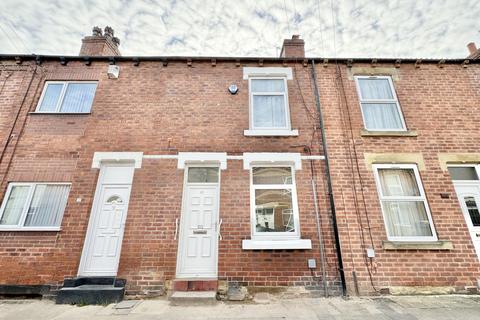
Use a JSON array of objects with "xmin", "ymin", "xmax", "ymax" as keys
[{"xmin": 0, "ymin": 27, "xmax": 479, "ymax": 303}]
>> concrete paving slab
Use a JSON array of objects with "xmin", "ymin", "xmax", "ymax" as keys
[
  {"xmin": 169, "ymin": 291, "xmax": 217, "ymax": 306},
  {"xmin": 114, "ymin": 300, "xmax": 140, "ymax": 309},
  {"xmin": 0, "ymin": 295, "xmax": 479, "ymax": 320}
]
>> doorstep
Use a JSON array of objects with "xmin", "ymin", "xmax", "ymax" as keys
[
  {"xmin": 169, "ymin": 291, "xmax": 217, "ymax": 306},
  {"xmin": 169, "ymin": 279, "xmax": 218, "ymax": 305},
  {"xmin": 172, "ymin": 279, "xmax": 218, "ymax": 291},
  {"xmin": 56, "ymin": 277, "xmax": 126, "ymax": 305}
]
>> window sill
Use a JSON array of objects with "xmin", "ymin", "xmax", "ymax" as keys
[
  {"xmin": 361, "ymin": 129, "xmax": 418, "ymax": 137},
  {"xmin": 0, "ymin": 227, "xmax": 61, "ymax": 232},
  {"xmin": 29, "ymin": 112, "xmax": 91, "ymax": 115},
  {"xmin": 242, "ymin": 239, "xmax": 312, "ymax": 250},
  {"xmin": 382, "ymin": 240, "xmax": 453, "ymax": 250},
  {"xmin": 244, "ymin": 129, "xmax": 299, "ymax": 137}
]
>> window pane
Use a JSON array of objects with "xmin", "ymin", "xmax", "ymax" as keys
[
  {"xmin": 106, "ymin": 195, "xmax": 123, "ymax": 204},
  {"xmin": 358, "ymin": 78, "xmax": 394, "ymax": 99},
  {"xmin": 60, "ymin": 83, "xmax": 97, "ymax": 113},
  {"xmin": 465, "ymin": 196, "xmax": 480, "ymax": 227},
  {"xmin": 38, "ymin": 83, "xmax": 63, "ymax": 112},
  {"xmin": 251, "ymin": 79, "xmax": 285, "ymax": 92},
  {"xmin": 362, "ymin": 103, "xmax": 403, "ymax": 130},
  {"xmin": 253, "ymin": 167, "xmax": 292, "ymax": 185},
  {"xmin": 448, "ymin": 167, "xmax": 479, "ymax": 181},
  {"xmin": 382, "ymin": 200, "xmax": 433, "ymax": 237},
  {"xmin": 187, "ymin": 167, "xmax": 219, "ymax": 183},
  {"xmin": 253, "ymin": 95, "xmax": 286, "ymax": 128},
  {"xmin": 255, "ymin": 189, "xmax": 294, "ymax": 233},
  {"xmin": 378, "ymin": 169, "xmax": 420, "ymax": 196},
  {"xmin": 0, "ymin": 186, "xmax": 30, "ymax": 225},
  {"xmin": 24, "ymin": 185, "xmax": 70, "ymax": 227}
]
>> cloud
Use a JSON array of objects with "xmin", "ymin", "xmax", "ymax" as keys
[{"xmin": 0, "ymin": 0, "xmax": 478, "ymax": 58}]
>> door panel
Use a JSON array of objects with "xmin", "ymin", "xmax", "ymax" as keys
[
  {"xmin": 80, "ymin": 185, "xmax": 131, "ymax": 275},
  {"xmin": 454, "ymin": 184, "xmax": 480, "ymax": 260},
  {"xmin": 177, "ymin": 184, "xmax": 219, "ymax": 278}
]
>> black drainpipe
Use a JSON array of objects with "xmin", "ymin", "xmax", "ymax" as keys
[{"xmin": 310, "ymin": 59, "xmax": 347, "ymax": 296}]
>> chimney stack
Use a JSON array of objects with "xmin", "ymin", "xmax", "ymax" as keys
[
  {"xmin": 280, "ymin": 35, "xmax": 305, "ymax": 58},
  {"xmin": 467, "ymin": 42, "xmax": 479, "ymax": 59},
  {"xmin": 79, "ymin": 26, "xmax": 121, "ymax": 56}
]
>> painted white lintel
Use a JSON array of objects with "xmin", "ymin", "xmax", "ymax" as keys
[
  {"xmin": 302, "ymin": 155, "xmax": 325, "ymax": 160},
  {"xmin": 92, "ymin": 152, "xmax": 143, "ymax": 169},
  {"xmin": 242, "ymin": 239, "xmax": 312, "ymax": 250},
  {"xmin": 177, "ymin": 152, "xmax": 227, "ymax": 170},
  {"xmin": 243, "ymin": 152, "xmax": 302, "ymax": 170},
  {"xmin": 142, "ymin": 153, "xmax": 324, "ymax": 163},
  {"xmin": 243, "ymin": 67, "xmax": 293, "ymax": 80},
  {"xmin": 244, "ymin": 129, "xmax": 299, "ymax": 137},
  {"xmin": 143, "ymin": 155, "xmax": 178, "ymax": 159}
]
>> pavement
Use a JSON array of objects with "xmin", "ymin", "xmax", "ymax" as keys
[{"xmin": 0, "ymin": 295, "xmax": 480, "ymax": 320}]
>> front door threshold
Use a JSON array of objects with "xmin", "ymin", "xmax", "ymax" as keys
[
  {"xmin": 170, "ymin": 291, "xmax": 217, "ymax": 306},
  {"xmin": 172, "ymin": 279, "xmax": 218, "ymax": 292}
]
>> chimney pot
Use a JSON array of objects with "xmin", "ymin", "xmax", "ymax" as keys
[
  {"xmin": 280, "ymin": 35, "xmax": 305, "ymax": 58},
  {"xmin": 466, "ymin": 42, "xmax": 480, "ymax": 59},
  {"xmin": 79, "ymin": 26, "xmax": 121, "ymax": 56},
  {"xmin": 467, "ymin": 42, "xmax": 477, "ymax": 54},
  {"xmin": 92, "ymin": 26, "xmax": 102, "ymax": 37}
]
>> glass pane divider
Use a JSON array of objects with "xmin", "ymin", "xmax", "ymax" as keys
[
  {"xmin": 18, "ymin": 184, "xmax": 36, "ymax": 227},
  {"xmin": 252, "ymin": 92, "xmax": 286, "ymax": 96},
  {"xmin": 380, "ymin": 197, "xmax": 426, "ymax": 201},
  {"xmin": 54, "ymin": 83, "xmax": 68, "ymax": 113},
  {"xmin": 361, "ymin": 100, "xmax": 398, "ymax": 104},
  {"xmin": 252, "ymin": 185, "xmax": 293, "ymax": 189}
]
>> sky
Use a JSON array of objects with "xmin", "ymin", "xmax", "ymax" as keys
[{"xmin": 0, "ymin": 0, "xmax": 479, "ymax": 58}]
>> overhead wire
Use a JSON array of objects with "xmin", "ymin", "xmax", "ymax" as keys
[
  {"xmin": 282, "ymin": 0, "xmax": 292, "ymax": 35},
  {"xmin": 0, "ymin": 23, "xmax": 21, "ymax": 52},
  {"xmin": 292, "ymin": 0, "xmax": 298, "ymax": 32},
  {"xmin": 315, "ymin": 0, "xmax": 326, "ymax": 57},
  {"xmin": 328, "ymin": 0, "xmax": 379, "ymax": 293},
  {"xmin": 7, "ymin": 20, "xmax": 30, "ymax": 53}
]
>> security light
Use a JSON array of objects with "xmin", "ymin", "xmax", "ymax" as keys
[{"xmin": 228, "ymin": 84, "xmax": 238, "ymax": 94}]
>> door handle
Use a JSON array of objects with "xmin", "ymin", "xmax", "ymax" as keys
[
  {"xmin": 174, "ymin": 218, "xmax": 179, "ymax": 240},
  {"xmin": 217, "ymin": 219, "xmax": 223, "ymax": 240}
]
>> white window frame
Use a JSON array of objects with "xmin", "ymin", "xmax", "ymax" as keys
[
  {"xmin": 35, "ymin": 81, "xmax": 98, "ymax": 113},
  {"xmin": 185, "ymin": 165, "xmax": 221, "ymax": 184},
  {"xmin": 0, "ymin": 182, "xmax": 71, "ymax": 231},
  {"xmin": 447, "ymin": 164, "xmax": 480, "ymax": 183},
  {"xmin": 354, "ymin": 75, "xmax": 407, "ymax": 132},
  {"xmin": 372, "ymin": 164, "xmax": 437, "ymax": 242},
  {"xmin": 249, "ymin": 165, "xmax": 301, "ymax": 240},
  {"xmin": 248, "ymin": 76, "xmax": 291, "ymax": 131}
]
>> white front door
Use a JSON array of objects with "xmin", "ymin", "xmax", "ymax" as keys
[
  {"xmin": 176, "ymin": 167, "xmax": 220, "ymax": 278},
  {"xmin": 79, "ymin": 164, "xmax": 134, "ymax": 276},
  {"xmin": 453, "ymin": 183, "xmax": 480, "ymax": 260}
]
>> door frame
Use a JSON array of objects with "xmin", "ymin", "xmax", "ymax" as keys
[
  {"xmin": 453, "ymin": 182, "xmax": 480, "ymax": 228},
  {"xmin": 448, "ymin": 164, "xmax": 480, "ymax": 260},
  {"xmin": 452, "ymin": 181, "xmax": 480, "ymax": 260},
  {"xmin": 175, "ymin": 164, "xmax": 221, "ymax": 279},
  {"xmin": 78, "ymin": 162, "xmax": 134, "ymax": 276}
]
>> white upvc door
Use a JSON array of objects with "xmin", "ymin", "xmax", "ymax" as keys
[
  {"xmin": 176, "ymin": 167, "xmax": 220, "ymax": 279},
  {"xmin": 453, "ymin": 183, "xmax": 480, "ymax": 260},
  {"xmin": 78, "ymin": 164, "xmax": 134, "ymax": 276}
]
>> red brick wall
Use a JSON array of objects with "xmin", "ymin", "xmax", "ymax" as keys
[
  {"xmin": 79, "ymin": 37, "xmax": 121, "ymax": 56},
  {"xmin": 0, "ymin": 59, "xmax": 340, "ymax": 295},
  {"xmin": 318, "ymin": 62, "xmax": 480, "ymax": 294},
  {"xmin": 1, "ymin": 57, "xmax": 479, "ymax": 296}
]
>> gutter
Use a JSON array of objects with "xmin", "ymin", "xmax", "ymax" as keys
[
  {"xmin": 0, "ymin": 54, "xmax": 477, "ymax": 65},
  {"xmin": 310, "ymin": 59, "xmax": 348, "ymax": 296}
]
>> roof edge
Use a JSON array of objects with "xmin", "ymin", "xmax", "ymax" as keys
[{"xmin": 0, "ymin": 54, "xmax": 477, "ymax": 64}]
